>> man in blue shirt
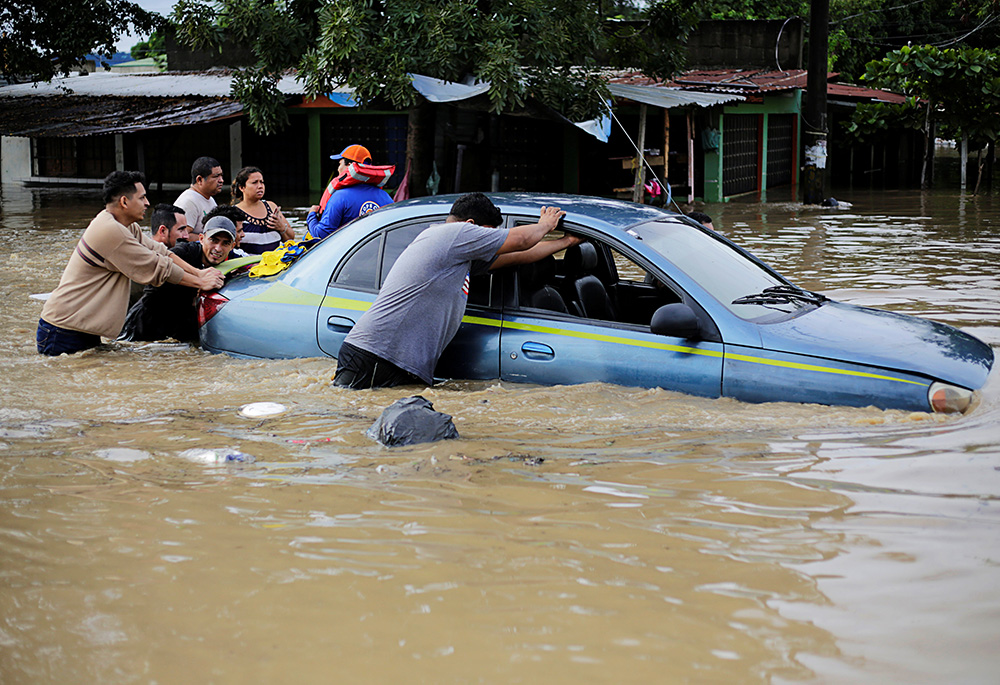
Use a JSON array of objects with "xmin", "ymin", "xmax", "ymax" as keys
[{"xmin": 307, "ymin": 144, "xmax": 393, "ymax": 239}]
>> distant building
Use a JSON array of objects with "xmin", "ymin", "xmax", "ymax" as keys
[{"xmin": 0, "ymin": 20, "xmax": 920, "ymax": 202}]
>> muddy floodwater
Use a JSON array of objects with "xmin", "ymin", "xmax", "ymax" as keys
[{"xmin": 1, "ymin": 183, "xmax": 998, "ymax": 683}]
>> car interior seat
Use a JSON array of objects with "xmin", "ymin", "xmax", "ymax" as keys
[
  {"xmin": 518, "ymin": 256, "xmax": 568, "ymax": 313},
  {"xmin": 562, "ymin": 242, "xmax": 616, "ymax": 320}
]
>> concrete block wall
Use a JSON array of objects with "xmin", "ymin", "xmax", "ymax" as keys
[{"xmin": 687, "ymin": 19, "xmax": 804, "ymax": 70}]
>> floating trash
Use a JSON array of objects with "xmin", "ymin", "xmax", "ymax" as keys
[
  {"xmin": 367, "ymin": 395, "xmax": 459, "ymax": 447},
  {"xmin": 94, "ymin": 447, "xmax": 152, "ymax": 462},
  {"xmin": 239, "ymin": 402, "xmax": 287, "ymax": 418},
  {"xmin": 179, "ymin": 448, "xmax": 255, "ymax": 464}
]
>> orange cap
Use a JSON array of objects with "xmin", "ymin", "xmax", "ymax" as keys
[{"xmin": 331, "ymin": 144, "xmax": 372, "ymax": 163}]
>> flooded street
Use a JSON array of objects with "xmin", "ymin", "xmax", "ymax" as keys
[{"xmin": 1, "ymin": 183, "xmax": 998, "ymax": 683}]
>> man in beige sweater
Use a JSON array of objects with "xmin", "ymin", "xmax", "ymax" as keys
[{"xmin": 37, "ymin": 171, "xmax": 225, "ymax": 356}]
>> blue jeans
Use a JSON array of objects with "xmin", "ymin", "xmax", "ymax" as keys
[{"xmin": 36, "ymin": 319, "xmax": 101, "ymax": 356}]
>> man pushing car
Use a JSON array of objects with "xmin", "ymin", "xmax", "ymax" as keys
[
  {"xmin": 333, "ymin": 192, "xmax": 580, "ymax": 389},
  {"xmin": 37, "ymin": 171, "xmax": 224, "ymax": 356}
]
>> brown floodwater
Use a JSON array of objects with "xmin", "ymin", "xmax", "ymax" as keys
[{"xmin": 1, "ymin": 183, "xmax": 998, "ymax": 683}]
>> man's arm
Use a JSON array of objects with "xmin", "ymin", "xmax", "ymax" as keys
[
  {"xmin": 490, "ymin": 234, "xmax": 582, "ymax": 270},
  {"xmin": 495, "ymin": 206, "xmax": 565, "ymax": 255},
  {"xmin": 177, "ymin": 268, "xmax": 224, "ymax": 291},
  {"xmin": 167, "ymin": 253, "xmax": 224, "ymax": 290},
  {"xmin": 307, "ymin": 197, "xmax": 342, "ymax": 239},
  {"xmin": 169, "ymin": 252, "xmax": 201, "ymax": 276}
]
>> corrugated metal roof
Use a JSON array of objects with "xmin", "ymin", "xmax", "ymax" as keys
[
  {"xmin": 827, "ymin": 82, "xmax": 907, "ymax": 104},
  {"xmin": 672, "ymin": 68, "xmax": 809, "ymax": 91},
  {"xmin": 0, "ymin": 95, "xmax": 242, "ymax": 137},
  {"xmin": 0, "ymin": 70, "xmax": 312, "ymax": 98},
  {"xmin": 607, "ymin": 82, "xmax": 743, "ymax": 108},
  {"xmin": 606, "ymin": 68, "xmax": 905, "ymax": 106}
]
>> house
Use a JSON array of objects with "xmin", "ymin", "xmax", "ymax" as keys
[{"xmin": 0, "ymin": 19, "xmax": 916, "ymax": 204}]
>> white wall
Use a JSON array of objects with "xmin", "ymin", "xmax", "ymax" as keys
[{"xmin": 1, "ymin": 136, "xmax": 32, "ymax": 184}]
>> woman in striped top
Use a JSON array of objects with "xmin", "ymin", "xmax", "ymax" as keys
[{"xmin": 232, "ymin": 166, "xmax": 295, "ymax": 254}]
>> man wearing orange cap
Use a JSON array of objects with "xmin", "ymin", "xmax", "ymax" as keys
[{"xmin": 307, "ymin": 144, "xmax": 393, "ymax": 239}]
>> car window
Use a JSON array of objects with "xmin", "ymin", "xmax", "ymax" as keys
[
  {"xmin": 513, "ymin": 229, "xmax": 684, "ymax": 328},
  {"xmin": 380, "ymin": 222, "xmax": 435, "ymax": 287},
  {"xmin": 631, "ymin": 219, "xmax": 801, "ymax": 320},
  {"xmin": 333, "ymin": 234, "xmax": 380, "ymax": 290},
  {"xmin": 331, "ymin": 219, "xmax": 442, "ymax": 291}
]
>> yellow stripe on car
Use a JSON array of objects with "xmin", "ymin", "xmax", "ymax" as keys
[{"xmin": 308, "ymin": 294, "xmax": 928, "ymax": 388}]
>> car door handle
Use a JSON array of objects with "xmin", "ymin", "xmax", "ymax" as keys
[
  {"xmin": 520, "ymin": 341, "xmax": 554, "ymax": 360},
  {"xmin": 326, "ymin": 315, "xmax": 355, "ymax": 332}
]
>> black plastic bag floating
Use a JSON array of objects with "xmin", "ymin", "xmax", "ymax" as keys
[{"xmin": 366, "ymin": 396, "xmax": 460, "ymax": 447}]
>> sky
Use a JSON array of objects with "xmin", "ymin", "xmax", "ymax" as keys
[{"xmin": 116, "ymin": 0, "xmax": 178, "ymax": 52}]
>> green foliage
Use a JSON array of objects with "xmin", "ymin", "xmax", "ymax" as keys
[
  {"xmin": 847, "ymin": 45, "xmax": 1000, "ymax": 147},
  {"xmin": 130, "ymin": 30, "xmax": 168, "ymax": 69},
  {"xmin": 695, "ymin": 0, "xmax": 1000, "ymax": 82},
  {"xmin": 700, "ymin": 0, "xmax": 807, "ymax": 21},
  {"xmin": 829, "ymin": 0, "xmax": 1000, "ymax": 81},
  {"xmin": 172, "ymin": 0, "xmax": 696, "ymax": 134},
  {"xmin": 1, "ymin": 0, "xmax": 161, "ymax": 81},
  {"xmin": 842, "ymin": 96, "xmax": 924, "ymax": 142}
]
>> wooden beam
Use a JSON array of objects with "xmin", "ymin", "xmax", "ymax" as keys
[{"xmin": 632, "ymin": 103, "xmax": 647, "ymax": 204}]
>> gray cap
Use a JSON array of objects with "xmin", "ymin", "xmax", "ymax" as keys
[{"xmin": 203, "ymin": 216, "xmax": 236, "ymax": 241}]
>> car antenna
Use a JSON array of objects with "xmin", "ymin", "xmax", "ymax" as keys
[{"xmin": 605, "ymin": 99, "xmax": 685, "ymax": 215}]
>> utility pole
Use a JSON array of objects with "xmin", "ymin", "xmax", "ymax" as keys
[{"xmin": 803, "ymin": 0, "xmax": 829, "ymax": 204}]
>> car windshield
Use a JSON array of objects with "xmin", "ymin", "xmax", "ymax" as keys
[{"xmin": 630, "ymin": 219, "xmax": 806, "ymax": 320}]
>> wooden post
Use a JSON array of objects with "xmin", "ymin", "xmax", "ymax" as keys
[
  {"xmin": 687, "ymin": 111, "xmax": 695, "ymax": 203},
  {"xmin": 229, "ymin": 120, "xmax": 242, "ymax": 180},
  {"xmin": 632, "ymin": 103, "xmax": 647, "ymax": 204},
  {"xmin": 114, "ymin": 134, "xmax": 124, "ymax": 171},
  {"xmin": 663, "ymin": 109, "xmax": 670, "ymax": 188}
]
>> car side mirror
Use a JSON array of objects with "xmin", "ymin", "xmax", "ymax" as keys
[{"xmin": 651, "ymin": 303, "xmax": 701, "ymax": 339}]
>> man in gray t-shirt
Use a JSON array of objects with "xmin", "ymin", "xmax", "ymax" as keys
[{"xmin": 334, "ymin": 192, "xmax": 580, "ymax": 389}]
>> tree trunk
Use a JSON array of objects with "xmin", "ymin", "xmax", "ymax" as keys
[{"xmin": 406, "ymin": 98, "xmax": 435, "ymax": 198}]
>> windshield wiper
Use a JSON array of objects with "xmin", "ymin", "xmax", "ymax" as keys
[{"xmin": 732, "ymin": 285, "xmax": 828, "ymax": 306}]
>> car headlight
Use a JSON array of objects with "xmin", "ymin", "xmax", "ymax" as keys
[{"xmin": 928, "ymin": 381, "xmax": 975, "ymax": 414}]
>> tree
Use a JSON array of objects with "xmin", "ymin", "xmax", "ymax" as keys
[
  {"xmin": 828, "ymin": 0, "xmax": 1000, "ymax": 81},
  {"xmin": 131, "ymin": 30, "xmax": 166, "ymax": 60},
  {"xmin": 845, "ymin": 45, "xmax": 1000, "ymax": 188},
  {"xmin": 171, "ymin": 0, "xmax": 699, "ymax": 194},
  {"xmin": 1, "ymin": 0, "xmax": 161, "ymax": 81},
  {"xmin": 697, "ymin": 0, "xmax": 1000, "ymax": 82},
  {"xmin": 173, "ymin": 0, "xmax": 697, "ymax": 132}
]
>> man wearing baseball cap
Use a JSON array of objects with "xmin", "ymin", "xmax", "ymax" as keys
[
  {"xmin": 307, "ymin": 143, "xmax": 393, "ymax": 239},
  {"xmin": 120, "ymin": 216, "xmax": 236, "ymax": 343}
]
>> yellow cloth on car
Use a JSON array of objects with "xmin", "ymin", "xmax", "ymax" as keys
[{"xmin": 249, "ymin": 240, "xmax": 309, "ymax": 278}]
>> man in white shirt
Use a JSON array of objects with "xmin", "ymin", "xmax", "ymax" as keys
[{"xmin": 174, "ymin": 156, "xmax": 224, "ymax": 236}]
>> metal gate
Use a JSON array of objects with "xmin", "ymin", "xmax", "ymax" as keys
[
  {"xmin": 766, "ymin": 114, "xmax": 794, "ymax": 188},
  {"xmin": 722, "ymin": 114, "xmax": 760, "ymax": 197}
]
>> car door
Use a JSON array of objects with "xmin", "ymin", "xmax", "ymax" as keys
[
  {"xmin": 316, "ymin": 219, "xmax": 436, "ymax": 357},
  {"xmin": 315, "ymin": 217, "xmax": 504, "ymax": 380},
  {"xmin": 498, "ymin": 227, "xmax": 725, "ymax": 397}
]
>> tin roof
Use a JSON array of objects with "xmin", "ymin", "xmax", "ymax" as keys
[
  {"xmin": 607, "ymin": 68, "xmax": 904, "ymax": 104},
  {"xmin": 671, "ymin": 68, "xmax": 809, "ymax": 92},
  {"xmin": 0, "ymin": 70, "xmax": 309, "ymax": 98},
  {"xmin": 827, "ymin": 82, "xmax": 908, "ymax": 104},
  {"xmin": 0, "ymin": 70, "xmax": 331, "ymax": 137},
  {"xmin": 0, "ymin": 95, "xmax": 242, "ymax": 137}
]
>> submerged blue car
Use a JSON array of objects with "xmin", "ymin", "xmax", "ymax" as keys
[{"xmin": 199, "ymin": 193, "xmax": 993, "ymax": 413}]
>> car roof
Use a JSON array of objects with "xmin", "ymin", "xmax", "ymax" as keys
[{"xmin": 390, "ymin": 192, "xmax": 681, "ymax": 232}]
